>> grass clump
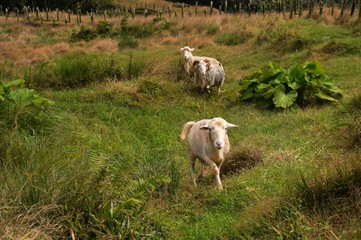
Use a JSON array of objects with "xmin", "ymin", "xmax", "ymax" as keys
[
  {"xmin": 25, "ymin": 54, "xmax": 149, "ymax": 89},
  {"xmin": 118, "ymin": 35, "xmax": 139, "ymax": 49},
  {"xmin": 207, "ymin": 23, "xmax": 219, "ymax": 35}
]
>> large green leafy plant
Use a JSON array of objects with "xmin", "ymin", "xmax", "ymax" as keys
[
  {"xmin": 0, "ymin": 79, "xmax": 54, "ymax": 130},
  {"xmin": 239, "ymin": 61, "xmax": 343, "ymax": 109}
]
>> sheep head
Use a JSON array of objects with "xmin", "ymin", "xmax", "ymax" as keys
[
  {"xmin": 181, "ymin": 46, "xmax": 195, "ymax": 61},
  {"xmin": 194, "ymin": 60, "xmax": 211, "ymax": 82},
  {"xmin": 200, "ymin": 118, "xmax": 238, "ymax": 150}
]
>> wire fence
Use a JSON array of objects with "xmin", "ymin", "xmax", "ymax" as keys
[{"xmin": 0, "ymin": 0, "xmax": 360, "ymax": 25}]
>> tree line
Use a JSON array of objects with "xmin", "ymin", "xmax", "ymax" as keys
[{"xmin": 1, "ymin": 0, "xmax": 115, "ymax": 12}]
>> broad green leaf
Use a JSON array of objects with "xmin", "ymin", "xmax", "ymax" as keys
[
  {"xmin": 289, "ymin": 81, "xmax": 302, "ymax": 90},
  {"xmin": 4, "ymin": 79, "xmax": 25, "ymax": 88},
  {"xmin": 240, "ymin": 88, "xmax": 254, "ymax": 100},
  {"xmin": 273, "ymin": 85, "xmax": 298, "ymax": 108},
  {"xmin": 239, "ymin": 79, "xmax": 257, "ymax": 90},
  {"xmin": 256, "ymin": 83, "xmax": 270, "ymax": 92},
  {"xmin": 8, "ymin": 88, "xmax": 35, "ymax": 109},
  {"xmin": 328, "ymin": 85, "xmax": 343, "ymax": 95},
  {"xmin": 318, "ymin": 74, "xmax": 335, "ymax": 86},
  {"xmin": 269, "ymin": 62, "xmax": 283, "ymax": 73},
  {"xmin": 262, "ymin": 87, "xmax": 275, "ymax": 100},
  {"xmin": 32, "ymin": 96, "xmax": 55, "ymax": 107},
  {"xmin": 303, "ymin": 61, "xmax": 325, "ymax": 75},
  {"xmin": 288, "ymin": 64, "xmax": 304, "ymax": 81},
  {"xmin": 316, "ymin": 91, "xmax": 338, "ymax": 103}
]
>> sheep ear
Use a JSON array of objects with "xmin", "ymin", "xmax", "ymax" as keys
[
  {"xmin": 226, "ymin": 123, "xmax": 238, "ymax": 129},
  {"xmin": 190, "ymin": 48, "xmax": 195, "ymax": 52},
  {"xmin": 206, "ymin": 62, "xmax": 212, "ymax": 71},
  {"xmin": 193, "ymin": 60, "xmax": 200, "ymax": 67},
  {"xmin": 200, "ymin": 123, "xmax": 210, "ymax": 130},
  {"xmin": 181, "ymin": 47, "xmax": 184, "ymax": 52}
]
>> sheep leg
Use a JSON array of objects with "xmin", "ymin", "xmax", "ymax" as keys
[
  {"xmin": 204, "ymin": 159, "xmax": 223, "ymax": 190},
  {"xmin": 188, "ymin": 152, "xmax": 197, "ymax": 186},
  {"xmin": 198, "ymin": 165, "xmax": 205, "ymax": 179}
]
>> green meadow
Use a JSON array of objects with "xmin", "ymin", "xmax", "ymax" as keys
[{"xmin": 1, "ymin": 10, "xmax": 361, "ymax": 239}]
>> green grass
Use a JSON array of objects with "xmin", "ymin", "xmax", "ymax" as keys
[{"xmin": 1, "ymin": 14, "xmax": 361, "ymax": 239}]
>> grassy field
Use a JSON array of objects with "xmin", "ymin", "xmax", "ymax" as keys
[{"xmin": 1, "ymin": 4, "xmax": 361, "ymax": 239}]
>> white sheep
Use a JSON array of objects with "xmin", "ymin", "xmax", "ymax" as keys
[
  {"xmin": 181, "ymin": 117, "xmax": 238, "ymax": 190},
  {"xmin": 193, "ymin": 59, "xmax": 225, "ymax": 96},
  {"xmin": 180, "ymin": 46, "xmax": 220, "ymax": 79}
]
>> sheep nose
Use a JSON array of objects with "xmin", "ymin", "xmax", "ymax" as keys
[{"xmin": 215, "ymin": 141, "xmax": 223, "ymax": 149}]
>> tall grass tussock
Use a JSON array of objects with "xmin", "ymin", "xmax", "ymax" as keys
[{"xmin": 1, "ymin": 2, "xmax": 361, "ymax": 239}]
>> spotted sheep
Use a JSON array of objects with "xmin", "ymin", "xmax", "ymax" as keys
[
  {"xmin": 180, "ymin": 46, "xmax": 221, "ymax": 80},
  {"xmin": 193, "ymin": 59, "xmax": 225, "ymax": 96}
]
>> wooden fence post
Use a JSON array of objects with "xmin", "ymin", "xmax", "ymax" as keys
[
  {"xmin": 350, "ymin": 0, "xmax": 356, "ymax": 16},
  {"xmin": 331, "ymin": 0, "xmax": 335, "ymax": 15},
  {"xmin": 340, "ymin": 0, "xmax": 346, "ymax": 17},
  {"xmin": 46, "ymin": 8, "xmax": 49, "ymax": 21},
  {"xmin": 68, "ymin": 9, "xmax": 71, "ymax": 23},
  {"xmin": 78, "ymin": 9, "xmax": 82, "ymax": 23},
  {"xmin": 90, "ymin": 10, "xmax": 94, "ymax": 24},
  {"xmin": 0, "ymin": 5, "xmax": 2, "ymax": 16},
  {"xmin": 16, "ymin": 8, "xmax": 19, "ymax": 21},
  {"xmin": 195, "ymin": 1, "xmax": 198, "ymax": 14},
  {"xmin": 298, "ymin": 0, "xmax": 302, "ymax": 17},
  {"xmin": 308, "ymin": 0, "xmax": 314, "ymax": 17},
  {"xmin": 131, "ymin": 8, "xmax": 135, "ymax": 18},
  {"xmin": 225, "ymin": 0, "xmax": 228, "ymax": 13},
  {"xmin": 210, "ymin": 1, "xmax": 213, "ymax": 16},
  {"xmin": 359, "ymin": 0, "xmax": 361, "ymax": 20},
  {"xmin": 319, "ymin": 0, "xmax": 323, "ymax": 15},
  {"xmin": 144, "ymin": 8, "xmax": 148, "ymax": 18},
  {"xmin": 219, "ymin": 5, "xmax": 222, "ymax": 14},
  {"xmin": 181, "ymin": 2, "xmax": 184, "ymax": 18},
  {"xmin": 290, "ymin": 0, "xmax": 294, "ymax": 18}
]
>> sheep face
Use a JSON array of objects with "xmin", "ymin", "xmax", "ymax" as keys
[
  {"xmin": 194, "ymin": 60, "xmax": 211, "ymax": 86},
  {"xmin": 181, "ymin": 46, "xmax": 194, "ymax": 61},
  {"xmin": 200, "ymin": 118, "xmax": 237, "ymax": 150}
]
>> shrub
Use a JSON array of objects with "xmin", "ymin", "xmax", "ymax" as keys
[
  {"xmin": 70, "ymin": 26, "xmax": 97, "ymax": 42},
  {"xmin": 0, "ymin": 79, "xmax": 54, "ymax": 131},
  {"xmin": 239, "ymin": 61, "xmax": 343, "ymax": 109},
  {"xmin": 96, "ymin": 20, "xmax": 113, "ymax": 36}
]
